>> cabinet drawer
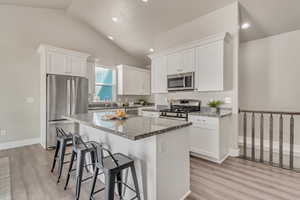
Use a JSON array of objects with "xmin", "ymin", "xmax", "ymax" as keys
[
  {"xmin": 142, "ymin": 111, "xmax": 159, "ymax": 118},
  {"xmin": 188, "ymin": 116, "xmax": 218, "ymax": 130}
]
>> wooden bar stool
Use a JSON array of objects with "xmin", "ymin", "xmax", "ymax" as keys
[
  {"xmin": 64, "ymin": 134, "xmax": 98, "ymax": 200},
  {"xmin": 50, "ymin": 127, "xmax": 73, "ymax": 183},
  {"xmin": 89, "ymin": 143, "xmax": 141, "ymax": 200}
]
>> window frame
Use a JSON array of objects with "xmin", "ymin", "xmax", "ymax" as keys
[{"xmin": 94, "ymin": 65, "xmax": 117, "ymax": 102}]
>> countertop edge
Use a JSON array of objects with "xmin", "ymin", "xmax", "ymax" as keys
[{"xmin": 64, "ymin": 116, "xmax": 192, "ymax": 141}]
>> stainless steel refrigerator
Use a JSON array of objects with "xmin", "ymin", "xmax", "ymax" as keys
[{"xmin": 46, "ymin": 74, "xmax": 88, "ymax": 148}]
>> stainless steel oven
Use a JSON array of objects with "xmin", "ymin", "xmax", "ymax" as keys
[{"xmin": 167, "ymin": 72, "xmax": 194, "ymax": 91}]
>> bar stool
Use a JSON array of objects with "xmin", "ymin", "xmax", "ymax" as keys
[
  {"xmin": 50, "ymin": 127, "xmax": 73, "ymax": 183},
  {"xmin": 64, "ymin": 134, "xmax": 99, "ymax": 200},
  {"xmin": 89, "ymin": 143, "xmax": 141, "ymax": 200}
]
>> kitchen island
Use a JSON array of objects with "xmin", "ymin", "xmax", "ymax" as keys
[{"xmin": 65, "ymin": 112, "xmax": 192, "ymax": 200}]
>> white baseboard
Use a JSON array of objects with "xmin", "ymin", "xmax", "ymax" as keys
[
  {"xmin": 180, "ymin": 190, "xmax": 191, "ymax": 200},
  {"xmin": 229, "ymin": 148, "xmax": 240, "ymax": 157},
  {"xmin": 190, "ymin": 151, "xmax": 229, "ymax": 164},
  {"xmin": 0, "ymin": 138, "xmax": 40, "ymax": 150}
]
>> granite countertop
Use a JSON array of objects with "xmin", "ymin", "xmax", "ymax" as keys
[
  {"xmin": 141, "ymin": 108, "xmax": 161, "ymax": 112},
  {"xmin": 64, "ymin": 112, "xmax": 192, "ymax": 141},
  {"xmin": 88, "ymin": 104, "xmax": 154, "ymax": 111},
  {"xmin": 189, "ymin": 108, "xmax": 232, "ymax": 118},
  {"xmin": 142, "ymin": 107, "xmax": 232, "ymax": 118}
]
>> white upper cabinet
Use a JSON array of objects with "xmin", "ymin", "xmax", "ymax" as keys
[
  {"xmin": 167, "ymin": 48, "xmax": 195, "ymax": 75},
  {"xmin": 151, "ymin": 56, "xmax": 167, "ymax": 93},
  {"xmin": 182, "ymin": 48, "xmax": 196, "ymax": 73},
  {"xmin": 70, "ymin": 56, "xmax": 87, "ymax": 77},
  {"xmin": 117, "ymin": 65, "xmax": 150, "ymax": 95},
  {"xmin": 38, "ymin": 44, "xmax": 90, "ymax": 78},
  {"xmin": 47, "ymin": 51, "xmax": 70, "ymax": 75},
  {"xmin": 196, "ymin": 38, "xmax": 232, "ymax": 91},
  {"xmin": 149, "ymin": 32, "xmax": 232, "ymax": 93},
  {"xmin": 196, "ymin": 41, "xmax": 223, "ymax": 91},
  {"xmin": 167, "ymin": 52, "xmax": 182, "ymax": 75}
]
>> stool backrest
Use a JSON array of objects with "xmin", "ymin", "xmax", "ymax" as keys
[
  {"xmin": 94, "ymin": 143, "xmax": 119, "ymax": 168},
  {"xmin": 72, "ymin": 134, "xmax": 89, "ymax": 151},
  {"xmin": 56, "ymin": 127, "xmax": 66, "ymax": 137}
]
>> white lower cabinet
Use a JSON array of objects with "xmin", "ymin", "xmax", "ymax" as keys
[
  {"xmin": 141, "ymin": 110, "xmax": 160, "ymax": 118},
  {"xmin": 188, "ymin": 115, "xmax": 231, "ymax": 163}
]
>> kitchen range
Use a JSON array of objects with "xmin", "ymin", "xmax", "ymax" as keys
[{"xmin": 160, "ymin": 99, "xmax": 201, "ymax": 120}]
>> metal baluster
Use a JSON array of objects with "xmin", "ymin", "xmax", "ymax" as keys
[
  {"xmin": 279, "ymin": 114, "xmax": 283, "ymax": 168},
  {"xmin": 260, "ymin": 113, "xmax": 264, "ymax": 162},
  {"xmin": 251, "ymin": 112, "xmax": 255, "ymax": 161},
  {"xmin": 243, "ymin": 112, "xmax": 247, "ymax": 158},
  {"xmin": 269, "ymin": 114, "xmax": 273, "ymax": 165},
  {"xmin": 290, "ymin": 115, "xmax": 294, "ymax": 169}
]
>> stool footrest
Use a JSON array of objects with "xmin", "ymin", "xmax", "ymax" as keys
[
  {"xmin": 116, "ymin": 181, "xmax": 138, "ymax": 193},
  {"xmin": 81, "ymin": 175, "xmax": 94, "ymax": 182},
  {"xmin": 93, "ymin": 187, "xmax": 105, "ymax": 195},
  {"xmin": 129, "ymin": 195, "xmax": 138, "ymax": 200}
]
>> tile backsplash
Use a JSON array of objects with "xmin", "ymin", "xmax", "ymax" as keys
[
  {"xmin": 117, "ymin": 95, "xmax": 154, "ymax": 104},
  {"xmin": 154, "ymin": 90, "xmax": 233, "ymax": 108}
]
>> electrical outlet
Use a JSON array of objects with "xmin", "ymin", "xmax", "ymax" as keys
[
  {"xmin": 224, "ymin": 97, "xmax": 232, "ymax": 104},
  {"xmin": 0, "ymin": 129, "xmax": 7, "ymax": 136}
]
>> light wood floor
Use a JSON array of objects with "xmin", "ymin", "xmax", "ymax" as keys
[{"xmin": 1, "ymin": 144, "xmax": 300, "ymax": 200}]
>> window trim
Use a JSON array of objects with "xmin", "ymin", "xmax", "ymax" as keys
[{"xmin": 94, "ymin": 65, "xmax": 117, "ymax": 102}]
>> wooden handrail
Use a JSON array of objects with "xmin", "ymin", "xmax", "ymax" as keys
[{"xmin": 239, "ymin": 109, "xmax": 300, "ymax": 115}]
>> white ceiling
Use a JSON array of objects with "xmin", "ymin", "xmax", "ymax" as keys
[
  {"xmin": 2, "ymin": 0, "xmax": 300, "ymax": 59},
  {"xmin": 239, "ymin": 0, "xmax": 300, "ymax": 42},
  {"xmin": 0, "ymin": 0, "xmax": 72, "ymax": 9},
  {"xmin": 67, "ymin": 0, "xmax": 236, "ymax": 58}
]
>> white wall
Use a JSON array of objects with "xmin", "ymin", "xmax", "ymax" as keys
[
  {"xmin": 0, "ymin": 5, "xmax": 144, "ymax": 144},
  {"xmin": 239, "ymin": 29, "xmax": 300, "ymax": 148},
  {"xmin": 240, "ymin": 29, "xmax": 300, "ymax": 111}
]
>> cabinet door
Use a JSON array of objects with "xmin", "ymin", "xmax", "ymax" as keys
[
  {"xmin": 70, "ymin": 56, "xmax": 86, "ymax": 77},
  {"xmin": 196, "ymin": 41, "xmax": 223, "ymax": 91},
  {"xmin": 120, "ymin": 66, "xmax": 147, "ymax": 95},
  {"xmin": 182, "ymin": 48, "xmax": 195, "ymax": 73},
  {"xmin": 189, "ymin": 127, "xmax": 219, "ymax": 158},
  {"xmin": 142, "ymin": 111, "xmax": 159, "ymax": 118},
  {"xmin": 167, "ymin": 52, "xmax": 182, "ymax": 75},
  {"xmin": 143, "ymin": 71, "xmax": 151, "ymax": 95},
  {"xmin": 124, "ymin": 67, "xmax": 138, "ymax": 95},
  {"xmin": 47, "ymin": 51, "xmax": 69, "ymax": 75},
  {"xmin": 151, "ymin": 57, "xmax": 167, "ymax": 93}
]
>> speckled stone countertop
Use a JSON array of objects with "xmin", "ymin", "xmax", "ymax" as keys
[
  {"xmin": 88, "ymin": 105, "xmax": 154, "ymax": 111},
  {"xmin": 64, "ymin": 112, "xmax": 192, "ymax": 141},
  {"xmin": 189, "ymin": 108, "xmax": 232, "ymax": 118}
]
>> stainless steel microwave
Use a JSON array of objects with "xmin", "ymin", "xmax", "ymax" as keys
[{"xmin": 167, "ymin": 72, "xmax": 194, "ymax": 91}]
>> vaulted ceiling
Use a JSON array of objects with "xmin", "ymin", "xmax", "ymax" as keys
[
  {"xmin": 2, "ymin": 0, "xmax": 300, "ymax": 60},
  {"xmin": 0, "ymin": 0, "xmax": 72, "ymax": 9}
]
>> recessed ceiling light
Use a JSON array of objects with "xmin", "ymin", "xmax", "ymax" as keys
[
  {"xmin": 241, "ymin": 22, "xmax": 251, "ymax": 30},
  {"xmin": 108, "ymin": 36, "xmax": 114, "ymax": 40},
  {"xmin": 142, "ymin": 0, "xmax": 148, "ymax": 2},
  {"xmin": 149, "ymin": 48, "xmax": 154, "ymax": 52},
  {"xmin": 112, "ymin": 17, "xmax": 118, "ymax": 22}
]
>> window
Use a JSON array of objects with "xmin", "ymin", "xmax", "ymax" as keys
[{"xmin": 95, "ymin": 66, "xmax": 115, "ymax": 101}]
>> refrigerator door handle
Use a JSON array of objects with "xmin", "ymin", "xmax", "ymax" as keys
[
  {"xmin": 67, "ymin": 79, "xmax": 71, "ymax": 115},
  {"xmin": 71, "ymin": 78, "xmax": 77, "ymax": 115}
]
